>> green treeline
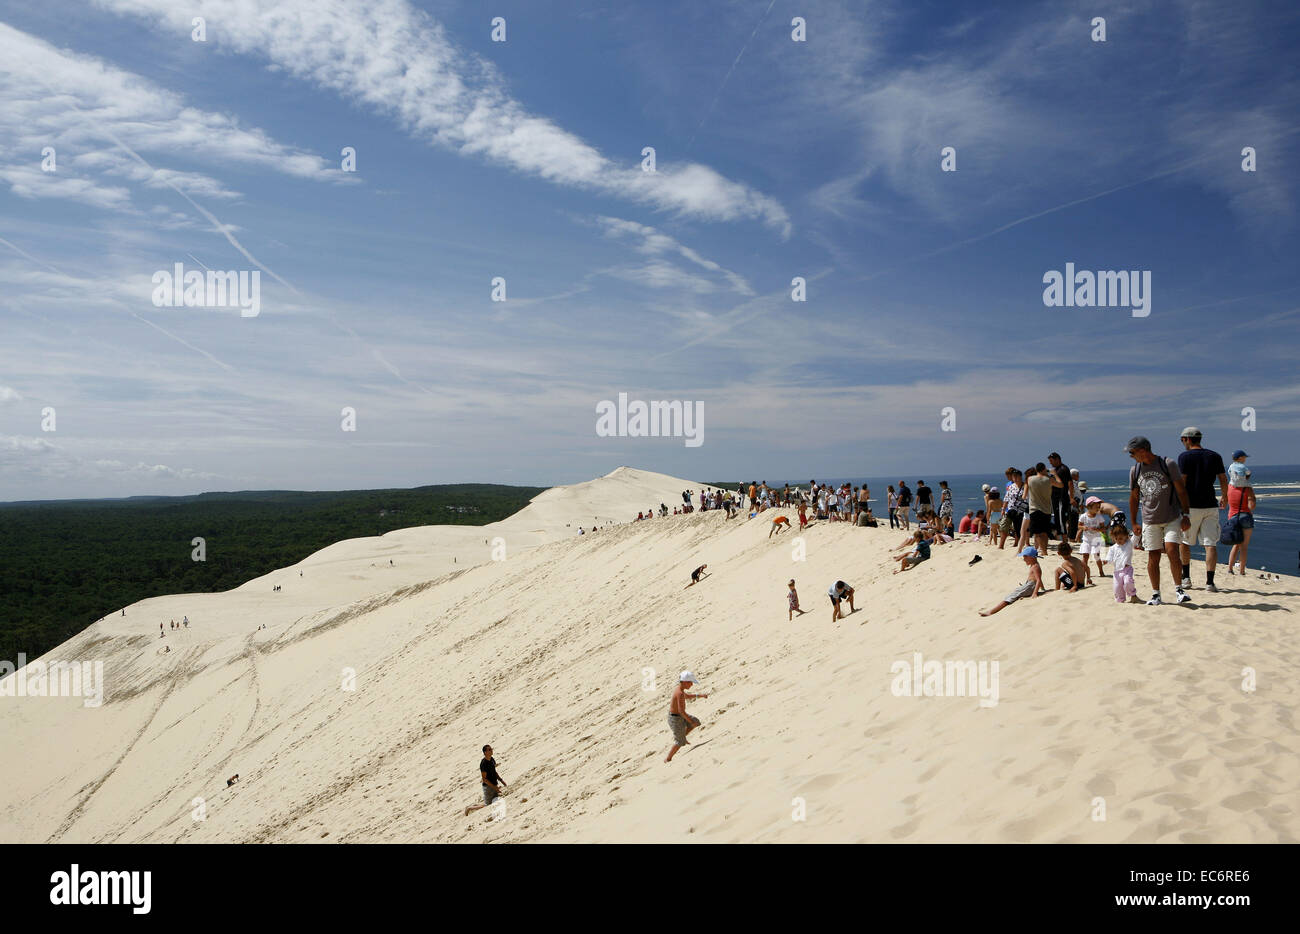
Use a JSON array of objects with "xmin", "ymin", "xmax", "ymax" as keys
[{"xmin": 0, "ymin": 484, "xmax": 543, "ymax": 663}]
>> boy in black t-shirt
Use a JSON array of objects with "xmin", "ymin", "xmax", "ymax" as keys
[{"xmin": 465, "ymin": 744, "xmax": 508, "ymax": 816}]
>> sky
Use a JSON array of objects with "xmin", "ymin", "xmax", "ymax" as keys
[{"xmin": 1, "ymin": 0, "xmax": 1298, "ymax": 501}]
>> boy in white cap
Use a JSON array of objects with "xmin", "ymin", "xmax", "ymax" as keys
[
  {"xmin": 666, "ymin": 671, "xmax": 709, "ymax": 762},
  {"xmin": 979, "ymin": 547, "xmax": 1044, "ymax": 615}
]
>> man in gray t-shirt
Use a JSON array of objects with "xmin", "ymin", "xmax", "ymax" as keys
[{"xmin": 1125, "ymin": 436, "xmax": 1192, "ymax": 605}]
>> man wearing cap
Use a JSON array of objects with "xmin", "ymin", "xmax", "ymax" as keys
[
  {"xmin": 1125, "ymin": 436, "xmax": 1192, "ymax": 605},
  {"xmin": 665, "ymin": 671, "xmax": 709, "ymax": 762},
  {"xmin": 1177, "ymin": 428, "xmax": 1230, "ymax": 592}
]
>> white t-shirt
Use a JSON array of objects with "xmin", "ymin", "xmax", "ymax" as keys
[
  {"xmin": 1106, "ymin": 540, "xmax": 1133, "ymax": 571},
  {"xmin": 828, "ymin": 583, "xmax": 852, "ymax": 598}
]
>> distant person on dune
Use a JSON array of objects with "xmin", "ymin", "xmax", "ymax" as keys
[
  {"xmin": 685, "ymin": 565, "xmax": 709, "ymax": 588},
  {"xmin": 788, "ymin": 579, "xmax": 804, "ymax": 619},
  {"xmin": 465, "ymin": 744, "xmax": 508, "ymax": 816},
  {"xmin": 769, "ymin": 515, "xmax": 790, "ymax": 537},
  {"xmin": 828, "ymin": 580, "xmax": 856, "ymax": 620},
  {"xmin": 665, "ymin": 671, "xmax": 709, "ymax": 762}
]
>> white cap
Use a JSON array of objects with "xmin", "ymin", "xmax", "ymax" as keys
[{"xmin": 679, "ymin": 670, "xmax": 698, "ymax": 684}]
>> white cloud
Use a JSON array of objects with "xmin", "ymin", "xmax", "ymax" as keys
[
  {"xmin": 93, "ymin": 0, "xmax": 791, "ymax": 235},
  {"xmin": 0, "ymin": 22, "xmax": 343, "ymax": 212},
  {"xmin": 595, "ymin": 216, "xmax": 754, "ymax": 295}
]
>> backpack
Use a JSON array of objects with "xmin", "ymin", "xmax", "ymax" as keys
[{"xmin": 898, "ymin": 487, "xmax": 912, "ymax": 506}]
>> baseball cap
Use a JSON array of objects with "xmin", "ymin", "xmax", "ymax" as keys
[
  {"xmin": 1085, "ymin": 496, "xmax": 1100, "ymax": 505},
  {"xmin": 1124, "ymin": 436, "xmax": 1151, "ymax": 453},
  {"xmin": 1020, "ymin": 546, "xmax": 1039, "ymax": 558},
  {"xmin": 679, "ymin": 670, "xmax": 697, "ymax": 684},
  {"xmin": 1180, "ymin": 426, "xmax": 1202, "ymax": 439},
  {"xmin": 1232, "ymin": 450, "xmax": 1248, "ymax": 459}
]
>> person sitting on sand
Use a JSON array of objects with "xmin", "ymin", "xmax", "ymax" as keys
[
  {"xmin": 788, "ymin": 579, "xmax": 805, "ymax": 619},
  {"xmin": 1053, "ymin": 542, "xmax": 1089, "ymax": 592},
  {"xmin": 958, "ymin": 510, "xmax": 975, "ymax": 534},
  {"xmin": 227, "ymin": 774, "xmax": 239, "ymax": 787},
  {"xmin": 828, "ymin": 580, "xmax": 856, "ymax": 620},
  {"xmin": 465, "ymin": 744, "xmax": 508, "ymax": 816},
  {"xmin": 769, "ymin": 514, "xmax": 791, "ymax": 537},
  {"xmin": 685, "ymin": 565, "xmax": 709, "ymax": 588},
  {"xmin": 893, "ymin": 530, "xmax": 931, "ymax": 574},
  {"xmin": 979, "ymin": 547, "xmax": 1045, "ymax": 615},
  {"xmin": 665, "ymin": 672, "xmax": 709, "ymax": 762}
]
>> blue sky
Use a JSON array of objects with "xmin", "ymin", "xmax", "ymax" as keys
[{"xmin": 1, "ymin": 0, "xmax": 1298, "ymax": 500}]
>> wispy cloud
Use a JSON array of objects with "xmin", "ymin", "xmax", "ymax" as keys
[{"xmin": 93, "ymin": 0, "xmax": 791, "ymax": 235}]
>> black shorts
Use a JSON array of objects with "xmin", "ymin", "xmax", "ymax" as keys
[{"xmin": 1029, "ymin": 511, "xmax": 1052, "ymax": 534}]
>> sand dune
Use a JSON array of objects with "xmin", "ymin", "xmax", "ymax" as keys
[{"xmin": 2, "ymin": 467, "xmax": 1295, "ymax": 843}]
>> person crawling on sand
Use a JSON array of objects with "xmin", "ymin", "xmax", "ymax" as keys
[
  {"xmin": 1053, "ymin": 541, "xmax": 1089, "ymax": 592},
  {"xmin": 769, "ymin": 515, "xmax": 791, "ymax": 537},
  {"xmin": 685, "ymin": 564, "xmax": 709, "ymax": 588},
  {"xmin": 665, "ymin": 672, "xmax": 709, "ymax": 762},
  {"xmin": 980, "ymin": 547, "xmax": 1045, "ymax": 615},
  {"xmin": 465, "ymin": 744, "xmax": 508, "ymax": 816}
]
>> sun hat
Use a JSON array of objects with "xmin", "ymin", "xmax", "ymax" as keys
[
  {"xmin": 981, "ymin": 483, "xmax": 991, "ymax": 492},
  {"xmin": 1020, "ymin": 546, "xmax": 1039, "ymax": 558},
  {"xmin": 1085, "ymin": 496, "xmax": 1100, "ymax": 505},
  {"xmin": 679, "ymin": 671, "xmax": 697, "ymax": 684}
]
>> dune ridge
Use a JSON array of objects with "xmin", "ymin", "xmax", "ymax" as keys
[{"xmin": 2, "ymin": 467, "xmax": 1295, "ymax": 843}]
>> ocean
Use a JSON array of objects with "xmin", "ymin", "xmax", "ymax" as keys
[{"xmin": 761, "ymin": 464, "xmax": 1300, "ymax": 577}]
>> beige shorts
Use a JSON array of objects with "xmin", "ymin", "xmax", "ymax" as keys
[
  {"xmin": 668, "ymin": 713, "xmax": 697, "ymax": 745},
  {"xmin": 1141, "ymin": 518, "xmax": 1185, "ymax": 551},
  {"xmin": 1181, "ymin": 507, "xmax": 1220, "ymax": 547}
]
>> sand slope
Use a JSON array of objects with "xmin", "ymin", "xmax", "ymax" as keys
[{"xmin": 1, "ymin": 468, "xmax": 1295, "ymax": 843}]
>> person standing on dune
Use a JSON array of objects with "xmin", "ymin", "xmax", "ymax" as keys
[
  {"xmin": 665, "ymin": 671, "xmax": 709, "ymax": 762},
  {"xmin": 465, "ymin": 744, "xmax": 508, "ymax": 816}
]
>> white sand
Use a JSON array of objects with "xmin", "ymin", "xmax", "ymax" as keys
[{"xmin": 1, "ymin": 467, "xmax": 1295, "ymax": 843}]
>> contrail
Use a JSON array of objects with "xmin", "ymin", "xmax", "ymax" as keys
[
  {"xmin": 79, "ymin": 109, "xmax": 299, "ymax": 295},
  {"xmin": 1, "ymin": 234, "xmax": 235, "ymax": 370},
  {"xmin": 686, "ymin": 0, "xmax": 779, "ymax": 150}
]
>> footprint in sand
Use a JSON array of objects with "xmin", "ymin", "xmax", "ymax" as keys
[{"xmin": 1221, "ymin": 790, "xmax": 1268, "ymax": 811}]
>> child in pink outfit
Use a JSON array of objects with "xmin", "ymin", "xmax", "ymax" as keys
[{"xmin": 1105, "ymin": 526, "xmax": 1139, "ymax": 603}]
